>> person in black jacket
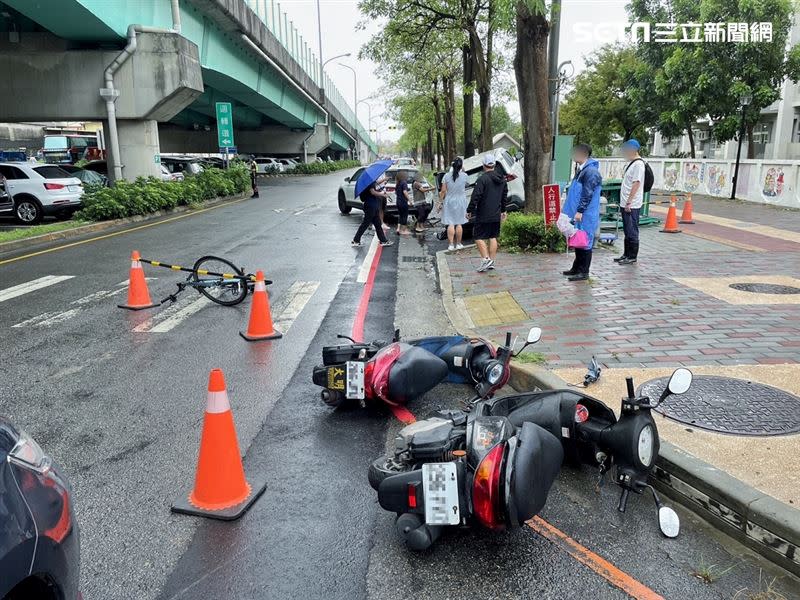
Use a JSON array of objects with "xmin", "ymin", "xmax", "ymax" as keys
[{"xmin": 467, "ymin": 153, "xmax": 508, "ymax": 272}]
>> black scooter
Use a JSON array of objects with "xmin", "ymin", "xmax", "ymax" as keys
[
  {"xmin": 311, "ymin": 327, "xmax": 542, "ymax": 409},
  {"xmin": 371, "ymin": 368, "xmax": 692, "ymax": 550}
]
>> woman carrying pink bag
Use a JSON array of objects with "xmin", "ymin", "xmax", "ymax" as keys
[{"xmin": 561, "ymin": 143, "xmax": 602, "ymax": 281}]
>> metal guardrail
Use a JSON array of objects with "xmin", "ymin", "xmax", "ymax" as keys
[{"xmin": 244, "ymin": 0, "xmax": 373, "ymax": 149}]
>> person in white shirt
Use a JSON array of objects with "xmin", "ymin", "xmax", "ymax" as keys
[{"xmin": 617, "ymin": 139, "xmax": 644, "ymax": 265}]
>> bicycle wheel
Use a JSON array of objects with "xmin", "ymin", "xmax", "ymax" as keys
[{"xmin": 191, "ymin": 255, "xmax": 248, "ymax": 306}]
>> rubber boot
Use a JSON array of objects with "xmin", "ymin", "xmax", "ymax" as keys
[
  {"xmin": 562, "ymin": 252, "xmax": 581, "ymax": 276},
  {"xmin": 568, "ymin": 250, "xmax": 591, "ymax": 281}
]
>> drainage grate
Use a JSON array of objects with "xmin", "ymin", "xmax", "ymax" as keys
[
  {"xmin": 402, "ymin": 256, "xmax": 427, "ymax": 263},
  {"xmin": 638, "ymin": 375, "xmax": 800, "ymax": 436},
  {"xmin": 728, "ymin": 282, "xmax": 800, "ymax": 295}
]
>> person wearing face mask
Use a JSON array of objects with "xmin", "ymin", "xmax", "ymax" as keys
[{"xmin": 561, "ymin": 143, "xmax": 602, "ymax": 282}]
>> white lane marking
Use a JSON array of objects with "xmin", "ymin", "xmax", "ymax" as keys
[
  {"xmin": 0, "ymin": 275, "xmax": 75, "ymax": 303},
  {"xmin": 116, "ymin": 277, "xmax": 157, "ymax": 286},
  {"xmin": 12, "ymin": 308, "xmax": 81, "ymax": 328},
  {"xmin": 145, "ymin": 296, "xmax": 212, "ymax": 333},
  {"xmin": 71, "ymin": 289, "xmax": 124, "ymax": 305},
  {"xmin": 273, "ymin": 281, "xmax": 320, "ymax": 332},
  {"xmin": 357, "ymin": 236, "xmax": 379, "ymax": 283},
  {"xmin": 293, "ymin": 204, "xmax": 317, "ymax": 216}
]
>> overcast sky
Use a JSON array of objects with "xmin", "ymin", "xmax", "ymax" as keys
[{"xmin": 278, "ymin": 0, "xmax": 630, "ymax": 142}]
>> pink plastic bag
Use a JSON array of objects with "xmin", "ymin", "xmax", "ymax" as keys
[{"xmin": 567, "ymin": 229, "xmax": 590, "ymax": 249}]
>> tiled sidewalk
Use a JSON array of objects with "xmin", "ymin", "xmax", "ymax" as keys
[{"xmin": 443, "ymin": 213, "xmax": 800, "ymax": 369}]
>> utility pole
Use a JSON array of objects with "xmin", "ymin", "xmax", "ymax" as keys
[{"xmin": 547, "ymin": 1, "xmax": 561, "ymax": 183}]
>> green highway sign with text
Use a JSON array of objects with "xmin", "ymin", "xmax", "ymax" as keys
[{"xmin": 215, "ymin": 102, "xmax": 235, "ymax": 148}]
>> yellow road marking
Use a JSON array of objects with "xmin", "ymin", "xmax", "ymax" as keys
[{"xmin": 0, "ymin": 198, "xmax": 247, "ymax": 267}]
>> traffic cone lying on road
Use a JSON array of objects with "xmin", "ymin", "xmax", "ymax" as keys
[
  {"xmin": 118, "ymin": 250, "xmax": 159, "ymax": 310},
  {"xmin": 240, "ymin": 270, "xmax": 282, "ymax": 341},
  {"xmin": 679, "ymin": 193, "xmax": 695, "ymax": 224},
  {"xmin": 660, "ymin": 196, "xmax": 682, "ymax": 234},
  {"xmin": 171, "ymin": 369, "xmax": 266, "ymax": 520}
]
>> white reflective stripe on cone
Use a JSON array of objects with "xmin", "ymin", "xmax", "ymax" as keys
[
  {"xmin": 206, "ymin": 391, "xmax": 231, "ymax": 414},
  {"xmin": 255, "ymin": 281, "xmax": 266, "ymax": 292}
]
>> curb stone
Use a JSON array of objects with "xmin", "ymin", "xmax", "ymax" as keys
[
  {"xmin": 435, "ymin": 247, "xmax": 800, "ymax": 578},
  {"xmin": 0, "ymin": 191, "xmax": 249, "ymax": 254},
  {"xmin": 508, "ymin": 361, "xmax": 800, "ymax": 578}
]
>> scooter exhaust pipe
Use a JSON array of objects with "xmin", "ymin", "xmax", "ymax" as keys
[{"xmin": 395, "ymin": 513, "xmax": 441, "ymax": 551}]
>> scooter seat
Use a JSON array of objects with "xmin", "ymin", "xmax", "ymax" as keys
[
  {"xmin": 387, "ymin": 346, "xmax": 449, "ymax": 404},
  {"xmin": 507, "ymin": 422, "xmax": 563, "ymax": 526}
]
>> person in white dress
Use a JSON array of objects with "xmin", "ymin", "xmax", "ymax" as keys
[{"xmin": 438, "ymin": 158, "xmax": 468, "ymax": 250}]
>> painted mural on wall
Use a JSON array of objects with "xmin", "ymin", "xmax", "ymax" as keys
[
  {"xmin": 683, "ymin": 162, "xmax": 703, "ymax": 192},
  {"xmin": 705, "ymin": 164, "xmax": 727, "ymax": 196},
  {"xmin": 762, "ymin": 166, "xmax": 785, "ymax": 199},
  {"xmin": 664, "ymin": 162, "xmax": 679, "ymax": 189},
  {"xmin": 602, "ymin": 161, "xmax": 624, "ymax": 180}
]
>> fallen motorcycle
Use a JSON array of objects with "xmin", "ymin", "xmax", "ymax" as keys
[
  {"xmin": 311, "ymin": 327, "xmax": 542, "ymax": 409},
  {"xmin": 370, "ymin": 368, "xmax": 692, "ymax": 550}
]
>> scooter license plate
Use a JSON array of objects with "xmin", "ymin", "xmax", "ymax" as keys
[
  {"xmin": 345, "ymin": 361, "xmax": 365, "ymax": 400},
  {"xmin": 421, "ymin": 463, "xmax": 460, "ymax": 525}
]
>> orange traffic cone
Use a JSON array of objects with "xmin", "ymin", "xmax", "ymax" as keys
[
  {"xmin": 240, "ymin": 270, "xmax": 282, "ymax": 341},
  {"xmin": 118, "ymin": 250, "xmax": 159, "ymax": 310},
  {"xmin": 679, "ymin": 193, "xmax": 695, "ymax": 224},
  {"xmin": 660, "ymin": 196, "xmax": 682, "ymax": 233},
  {"xmin": 171, "ymin": 369, "xmax": 266, "ymax": 520}
]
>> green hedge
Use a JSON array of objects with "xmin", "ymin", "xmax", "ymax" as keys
[
  {"xmin": 287, "ymin": 159, "xmax": 360, "ymax": 175},
  {"xmin": 74, "ymin": 165, "xmax": 250, "ymax": 222},
  {"xmin": 499, "ymin": 212, "xmax": 566, "ymax": 253}
]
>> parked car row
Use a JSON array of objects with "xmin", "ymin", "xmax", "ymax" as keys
[
  {"xmin": 253, "ymin": 157, "xmax": 300, "ymax": 173},
  {"xmin": 0, "ymin": 163, "xmax": 83, "ymax": 224}
]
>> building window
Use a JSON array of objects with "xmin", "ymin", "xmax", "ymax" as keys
[{"xmin": 793, "ymin": 113, "xmax": 800, "ymax": 143}]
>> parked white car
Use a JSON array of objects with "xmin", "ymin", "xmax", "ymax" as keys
[
  {"xmin": 277, "ymin": 158, "xmax": 299, "ymax": 171},
  {"xmin": 0, "ymin": 162, "xmax": 83, "ymax": 224},
  {"xmin": 253, "ymin": 157, "xmax": 284, "ymax": 173}
]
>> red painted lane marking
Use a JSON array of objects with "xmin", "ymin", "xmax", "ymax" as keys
[
  {"xmin": 388, "ymin": 404, "xmax": 416, "ymax": 424},
  {"xmin": 527, "ymin": 516, "xmax": 665, "ymax": 600},
  {"xmin": 351, "ymin": 244, "xmax": 417, "ymax": 425},
  {"xmin": 351, "ymin": 244, "xmax": 382, "ymax": 343}
]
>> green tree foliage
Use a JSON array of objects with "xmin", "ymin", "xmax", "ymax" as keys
[{"xmin": 560, "ymin": 46, "xmax": 649, "ymax": 152}]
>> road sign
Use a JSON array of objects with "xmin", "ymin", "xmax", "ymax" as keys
[
  {"xmin": 219, "ymin": 146, "xmax": 237, "ymax": 155},
  {"xmin": 542, "ymin": 184, "xmax": 561, "ymax": 226},
  {"xmin": 215, "ymin": 102, "xmax": 235, "ymax": 148}
]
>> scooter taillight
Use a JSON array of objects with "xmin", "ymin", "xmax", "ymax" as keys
[
  {"xmin": 472, "ymin": 442, "xmax": 506, "ymax": 530},
  {"xmin": 368, "ymin": 342, "xmax": 403, "ymax": 402}
]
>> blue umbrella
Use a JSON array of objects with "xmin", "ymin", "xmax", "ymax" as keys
[{"xmin": 354, "ymin": 159, "xmax": 394, "ymax": 197}]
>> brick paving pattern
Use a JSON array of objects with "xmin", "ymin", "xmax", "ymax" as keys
[{"xmin": 445, "ymin": 205, "xmax": 800, "ymax": 369}]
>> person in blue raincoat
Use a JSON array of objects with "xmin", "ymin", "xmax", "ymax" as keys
[{"xmin": 561, "ymin": 143, "xmax": 602, "ymax": 281}]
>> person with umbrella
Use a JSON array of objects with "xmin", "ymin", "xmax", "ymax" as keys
[{"xmin": 352, "ymin": 159, "xmax": 394, "ymax": 247}]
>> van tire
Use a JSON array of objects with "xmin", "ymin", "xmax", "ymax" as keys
[{"xmin": 338, "ymin": 191, "xmax": 352, "ymax": 214}]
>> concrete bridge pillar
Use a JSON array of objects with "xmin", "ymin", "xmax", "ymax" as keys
[{"xmin": 108, "ymin": 120, "xmax": 162, "ymax": 182}]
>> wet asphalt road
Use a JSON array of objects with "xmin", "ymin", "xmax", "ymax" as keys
[{"xmin": 1, "ymin": 172, "xmax": 798, "ymax": 600}]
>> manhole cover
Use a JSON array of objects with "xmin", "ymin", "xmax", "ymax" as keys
[
  {"xmin": 637, "ymin": 375, "xmax": 800, "ymax": 436},
  {"xmin": 728, "ymin": 282, "xmax": 800, "ymax": 294},
  {"xmin": 402, "ymin": 256, "xmax": 427, "ymax": 263}
]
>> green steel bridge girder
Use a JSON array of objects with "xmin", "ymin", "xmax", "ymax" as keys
[{"xmin": 5, "ymin": 0, "xmax": 331, "ymax": 135}]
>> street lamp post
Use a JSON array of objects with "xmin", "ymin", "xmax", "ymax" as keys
[
  {"xmin": 549, "ymin": 60, "xmax": 573, "ymax": 183},
  {"xmin": 730, "ymin": 91, "xmax": 752, "ymax": 200},
  {"xmin": 337, "ymin": 62, "xmax": 358, "ymax": 159}
]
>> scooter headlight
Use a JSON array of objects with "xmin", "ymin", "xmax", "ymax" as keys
[{"xmin": 486, "ymin": 362, "xmax": 504, "ymax": 385}]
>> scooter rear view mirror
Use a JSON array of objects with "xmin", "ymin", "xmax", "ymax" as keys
[
  {"xmin": 667, "ymin": 368, "xmax": 692, "ymax": 395},
  {"xmin": 658, "ymin": 368, "xmax": 693, "ymax": 404},
  {"xmin": 526, "ymin": 327, "xmax": 542, "ymax": 344},
  {"xmin": 658, "ymin": 506, "xmax": 681, "ymax": 538}
]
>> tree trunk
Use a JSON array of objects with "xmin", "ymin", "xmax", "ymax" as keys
[
  {"xmin": 427, "ymin": 127, "xmax": 434, "ymax": 171},
  {"xmin": 432, "ymin": 80, "xmax": 444, "ymax": 171},
  {"xmin": 444, "ymin": 76, "xmax": 457, "ymax": 163},
  {"xmin": 514, "ymin": 4, "xmax": 551, "ymax": 213},
  {"xmin": 463, "ymin": 45, "xmax": 475, "ymax": 157},
  {"xmin": 469, "ymin": 25, "xmax": 492, "ymax": 151},
  {"xmin": 687, "ymin": 127, "xmax": 696, "ymax": 159}
]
